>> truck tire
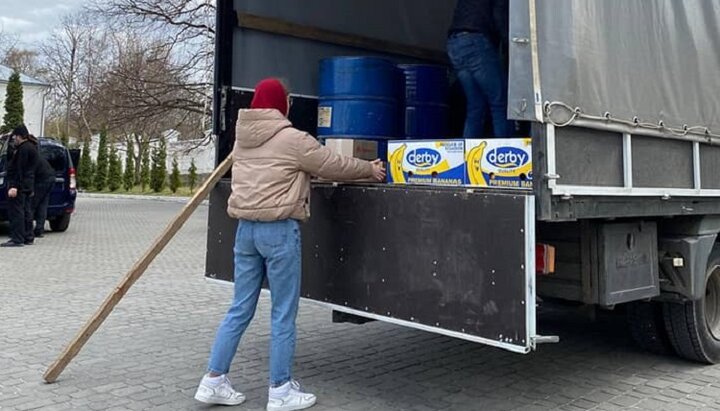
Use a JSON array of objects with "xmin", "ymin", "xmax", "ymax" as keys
[
  {"xmin": 663, "ymin": 246, "xmax": 720, "ymax": 364},
  {"xmin": 50, "ymin": 214, "xmax": 71, "ymax": 232},
  {"xmin": 626, "ymin": 301, "xmax": 672, "ymax": 355}
]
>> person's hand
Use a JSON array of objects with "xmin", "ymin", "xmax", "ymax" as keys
[
  {"xmin": 8, "ymin": 188, "xmax": 17, "ymax": 198},
  {"xmin": 371, "ymin": 159, "xmax": 386, "ymax": 182}
]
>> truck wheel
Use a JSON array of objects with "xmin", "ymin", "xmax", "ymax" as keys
[
  {"xmin": 50, "ymin": 214, "xmax": 71, "ymax": 232},
  {"xmin": 663, "ymin": 246, "xmax": 720, "ymax": 364},
  {"xmin": 626, "ymin": 301, "xmax": 672, "ymax": 355}
]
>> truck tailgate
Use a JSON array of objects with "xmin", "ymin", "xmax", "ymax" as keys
[{"xmin": 207, "ymin": 183, "xmax": 537, "ymax": 353}]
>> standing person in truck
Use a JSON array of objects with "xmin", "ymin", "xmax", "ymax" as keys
[
  {"xmin": 28, "ymin": 135, "xmax": 56, "ymax": 238},
  {"xmin": 194, "ymin": 78, "xmax": 386, "ymax": 410},
  {"xmin": 2, "ymin": 125, "xmax": 39, "ymax": 247},
  {"xmin": 447, "ymin": 0, "xmax": 512, "ymax": 138}
]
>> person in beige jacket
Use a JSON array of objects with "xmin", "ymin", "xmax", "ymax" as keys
[{"xmin": 195, "ymin": 78, "xmax": 386, "ymax": 411}]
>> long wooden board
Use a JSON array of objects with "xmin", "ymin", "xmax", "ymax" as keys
[{"xmin": 43, "ymin": 155, "xmax": 233, "ymax": 383}]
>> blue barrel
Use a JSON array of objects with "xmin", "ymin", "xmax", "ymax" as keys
[
  {"xmin": 318, "ymin": 57, "xmax": 401, "ymax": 139},
  {"xmin": 399, "ymin": 64, "xmax": 449, "ymax": 138}
]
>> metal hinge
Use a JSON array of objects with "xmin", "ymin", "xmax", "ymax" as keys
[{"xmin": 219, "ymin": 86, "xmax": 230, "ymax": 132}]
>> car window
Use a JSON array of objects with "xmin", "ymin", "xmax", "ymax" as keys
[{"xmin": 40, "ymin": 144, "xmax": 68, "ymax": 173}]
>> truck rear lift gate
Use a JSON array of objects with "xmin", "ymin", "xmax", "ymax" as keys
[{"xmin": 207, "ymin": 183, "xmax": 538, "ymax": 354}]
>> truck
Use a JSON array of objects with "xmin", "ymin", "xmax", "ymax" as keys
[{"xmin": 206, "ymin": 0, "xmax": 720, "ymax": 364}]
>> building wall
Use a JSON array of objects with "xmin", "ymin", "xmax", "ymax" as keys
[
  {"xmin": 86, "ymin": 134, "xmax": 217, "ymax": 175},
  {"xmin": 0, "ymin": 82, "xmax": 47, "ymax": 136}
]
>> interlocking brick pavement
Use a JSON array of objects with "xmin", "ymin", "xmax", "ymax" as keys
[{"xmin": 2, "ymin": 197, "xmax": 720, "ymax": 410}]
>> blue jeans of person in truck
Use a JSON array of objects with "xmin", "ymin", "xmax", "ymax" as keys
[
  {"xmin": 447, "ymin": 32, "xmax": 513, "ymax": 138},
  {"xmin": 207, "ymin": 219, "xmax": 301, "ymax": 387}
]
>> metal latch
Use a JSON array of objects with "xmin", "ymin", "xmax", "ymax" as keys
[
  {"xmin": 532, "ymin": 335, "xmax": 560, "ymax": 346},
  {"xmin": 512, "ymin": 37, "xmax": 530, "ymax": 45}
]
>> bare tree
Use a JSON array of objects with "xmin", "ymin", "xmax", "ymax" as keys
[
  {"xmin": 0, "ymin": 32, "xmax": 43, "ymax": 77},
  {"xmin": 41, "ymin": 12, "xmax": 113, "ymax": 140},
  {"xmin": 1, "ymin": 48, "xmax": 43, "ymax": 77},
  {"xmin": 35, "ymin": 1, "xmax": 215, "ymax": 146},
  {"xmin": 41, "ymin": 14, "xmax": 83, "ymax": 139},
  {"xmin": 90, "ymin": 33, "xmax": 193, "ymax": 176},
  {"xmin": 0, "ymin": 30, "xmax": 19, "ymax": 61},
  {"xmin": 89, "ymin": 0, "xmax": 215, "ymax": 138},
  {"xmin": 90, "ymin": 0, "xmax": 214, "ymax": 39}
]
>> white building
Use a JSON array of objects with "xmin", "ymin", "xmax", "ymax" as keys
[
  {"xmin": 0, "ymin": 64, "xmax": 50, "ymax": 136},
  {"xmin": 165, "ymin": 132, "xmax": 216, "ymax": 174},
  {"xmin": 83, "ymin": 131, "xmax": 217, "ymax": 175}
]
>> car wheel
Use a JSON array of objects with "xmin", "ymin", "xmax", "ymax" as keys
[{"xmin": 50, "ymin": 213, "xmax": 71, "ymax": 232}]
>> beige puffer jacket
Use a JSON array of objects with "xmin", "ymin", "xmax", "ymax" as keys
[{"xmin": 227, "ymin": 109, "xmax": 375, "ymax": 222}]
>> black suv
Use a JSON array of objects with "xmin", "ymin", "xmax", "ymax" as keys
[{"xmin": 0, "ymin": 136, "xmax": 78, "ymax": 232}]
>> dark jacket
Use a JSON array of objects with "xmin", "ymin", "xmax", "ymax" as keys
[
  {"xmin": 7, "ymin": 139, "xmax": 39, "ymax": 192},
  {"xmin": 35, "ymin": 155, "xmax": 55, "ymax": 185},
  {"xmin": 449, "ymin": 0, "xmax": 508, "ymax": 45}
]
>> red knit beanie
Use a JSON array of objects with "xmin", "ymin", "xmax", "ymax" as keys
[{"xmin": 251, "ymin": 78, "xmax": 289, "ymax": 116}]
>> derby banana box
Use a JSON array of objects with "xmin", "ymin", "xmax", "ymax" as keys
[
  {"xmin": 465, "ymin": 138, "xmax": 533, "ymax": 189},
  {"xmin": 387, "ymin": 140, "xmax": 466, "ymax": 186}
]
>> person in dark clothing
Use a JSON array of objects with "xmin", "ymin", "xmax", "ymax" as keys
[
  {"xmin": 28, "ymin": 135, "xmax": 56, "ymax": 238},
  {"xmin": 447, "ymin": 0, "xmax": 512, "ymax": 138},
  {"xmin": 3, "ymin": 124, "xmax": 39, "ymax": 247}
]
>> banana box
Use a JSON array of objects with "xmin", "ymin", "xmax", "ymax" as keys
[
  {"xmin": 387, "ymin": 140, "xmax": 466, "ymax": 186},
  {"xmin": 465, "ymin": 138, "xmax": 533, "ymax": 189}
]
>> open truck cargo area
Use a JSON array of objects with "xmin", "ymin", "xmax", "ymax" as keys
[{"xmin": 208, "ymin": 0, "xmax": 720, "ymax": 364}]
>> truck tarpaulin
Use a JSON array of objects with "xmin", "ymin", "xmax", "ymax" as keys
[{"xmin": 510, "ymin": 0, "xmax": 720, "ymax": 136}]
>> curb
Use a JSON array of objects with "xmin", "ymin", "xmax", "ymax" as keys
[{"xmin": 78, "ymin": 192, "xmax": 209, "ymax": 205}]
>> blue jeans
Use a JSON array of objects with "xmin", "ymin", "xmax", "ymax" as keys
[
  {"xmin": 448, "ymin": 33, "xmax": 512, "ymax": 138},
  {"xmin": 207, "ymin": 219, "xmax": 302, "ymax": 386}
]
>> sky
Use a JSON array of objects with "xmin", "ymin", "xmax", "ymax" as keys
[{"xmin": 0, "ymin": 0, "xmax": 85, "ymax": 47}]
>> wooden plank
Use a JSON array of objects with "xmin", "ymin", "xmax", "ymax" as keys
[
  {"xmin": 237, "ymin": 12, "xmax": 449, "ymax": 64},
  {"xmin": 43, "ymin": 155, "xmax": 234, "ymax": 384}
]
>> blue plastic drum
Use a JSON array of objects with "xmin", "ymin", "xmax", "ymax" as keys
[
  {"xmin": 318, "ymin": 57, "xmax": 401, "ymax": 139},
  {"xmin": 399, "ymin": 64, "xmax": 449, "ymax": 138}
]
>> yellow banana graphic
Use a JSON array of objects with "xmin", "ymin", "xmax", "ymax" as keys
[
  {"xmin": 465, "ymin": 146, "xmax": 479, "ymax": 184},
  {"xmin": 466, "ymin": 141, "xmax": 487, "ymax": 186},
  {"xmin": 389, "ymin": 144, "xmax": 407, "ymax": 184},
  {"xmin": 467, "ymin": 149, "xmax": 482, "ymax": 185}
]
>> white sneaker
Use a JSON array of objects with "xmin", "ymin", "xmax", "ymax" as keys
[
  {"xmin": 266, "ymin": 380, "xmax": 317, "ymax": 411},
  {"xmin": 194, "ymin": 374, "xmax": 246, "ymax": 406}
]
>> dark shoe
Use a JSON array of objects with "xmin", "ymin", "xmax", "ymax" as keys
[
  {"xmin": 1, "ymin": 240, "xmax": 24, "ymax": 248},
  {"xmin": 24, "ymin": 240, "xmax": 34, "ymax": 245},
  {"xmin": 34, "ymin": 233, "xmax": 44, "ymax": 238}
]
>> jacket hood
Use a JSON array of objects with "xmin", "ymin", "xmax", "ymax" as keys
[{"xmin": 236, "ymin": 109, "xmax": 292, "ymax": 149}]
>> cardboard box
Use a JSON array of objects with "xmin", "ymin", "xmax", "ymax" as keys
[
  {"xmin": 324, "ymin": 139, "xmax": 383, "ymax": 161},
  {"xmin": 465, "ymin": 138, "xmax": 532, "ymax": 189},
  {"xmin": 388, "ymin": 140, "xmax": 466, "ymax": 186}
]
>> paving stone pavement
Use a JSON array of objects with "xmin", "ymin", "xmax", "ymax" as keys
[{"xmin": 3, "ymin": 197, "xmax": 720, "ymax": 411}]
